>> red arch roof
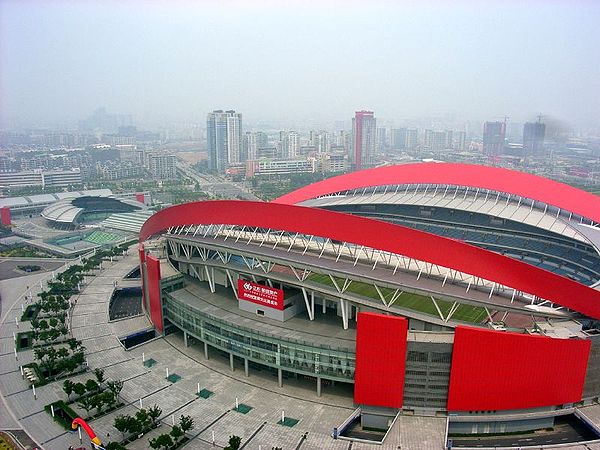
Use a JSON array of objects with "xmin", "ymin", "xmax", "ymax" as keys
[
  {"xmin": 140, "ymin": 200, "xmax": 600, "ymax": 320},
  {"xmin": 274, "ymin": 163, "xmax": 600, "ymax": 223}
]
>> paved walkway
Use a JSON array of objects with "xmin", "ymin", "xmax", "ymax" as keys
[{"xmin": 8, "ymin": 250, "xmax": 597, "ymax": 449}]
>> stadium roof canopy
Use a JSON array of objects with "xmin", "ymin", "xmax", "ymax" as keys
[
  {"xmin": 0, "ymin": 189, "xmax": 112, "ymax": 208},
  {"xmin": 140, "ymin": 199, "xmax": 600, "ymax": 320},
  {"xmin": 274, "ymin": 163, "xmax": 600, "ymax": 224},
  {"xmin": 42, "ymin": 195, "xmax": 143, "ymax": 225}
]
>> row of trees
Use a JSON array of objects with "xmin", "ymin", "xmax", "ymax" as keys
[
  {"xmin": 30, "ymin": 315, "xmax": 69, "ymax": 346},
  {"xmin": 148, "ymin": 415, "xmax": 195, "ymax": 450},
  {"xmin": 113, "ymin": 405, "xmax": 163, "ymax": 440},
  {"xmin": 34, "ymin": 346, "xmax": 84, "ymax": 377},
  {"xmin": 62, "ymin": 369, "xmax": 124, "ymax": 418},
  {"xmin": 30, "ymin": 245, "xmax": 130, "ymax": 380}
]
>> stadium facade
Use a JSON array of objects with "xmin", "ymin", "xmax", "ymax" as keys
[{"xmin": 138, "ymin": 163, "xmax": 600, "ymax": 436}]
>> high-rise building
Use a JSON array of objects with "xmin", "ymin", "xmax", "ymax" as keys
[
  {"xmin": 352, "ymin": 111, "xmax": 376, "ymax": 170},
  {"xmin": 405, "ymin": 129, "xmax": 418, "ymax": 150},
  {"xmin": 391, "ymin": 128, "xmax": 407, "ymax": 150},
  {"xmin": 523, "ymin": 121, "xmax": 546, "ymax": 154},
  {"xmin": 206, "ymin": 110, "xmax": 242, "ymax": 172},
  {"xmin": 483, "ymin": 121, "xmax": 506, "ymax": 156},
  {"xmin": 309, "ymin": 131, "xmax": 329, "ymax": 154},
  {"xmin": 243, "ymin": 132, "xmax": 268, "ymax": 161},
  {"xmin": 455, "ymin": 131, "xmax": 467, "ymax": 152},
  {"xmin": 377, "ymin": 127, "xmax": 388, "ymax": 152},
  {"xmin": 147, "ymin": 154, "xmax": 177, "ymax": 179},
  {"xmin": 279, "ymin": 131, "xmax": 300, "ymax": 159}
]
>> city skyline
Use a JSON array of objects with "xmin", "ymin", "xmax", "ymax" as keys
[{"xmin": 1, "ymin": 1, "xmax": 599, "ymax": 131}]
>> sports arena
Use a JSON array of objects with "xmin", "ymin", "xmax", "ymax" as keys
[{"xmin": 138, "ymin": 163, "xmax": 600, "ymax": 438}]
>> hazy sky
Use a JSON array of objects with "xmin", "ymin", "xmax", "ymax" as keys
[{"xmin": 1, "ymin": 0, "xmax": 599, "ymax": 129}]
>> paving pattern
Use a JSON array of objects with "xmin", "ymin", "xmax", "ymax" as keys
[{"xmin": 4, "ymin": 249, "xmax": 599, "ymax": 450}]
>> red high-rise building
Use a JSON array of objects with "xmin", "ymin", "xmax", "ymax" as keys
[{"xmin": 352, "ymin": 111, "xmax": 376, "ymax": 170}]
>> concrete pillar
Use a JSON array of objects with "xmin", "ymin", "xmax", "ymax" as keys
[
  {"xmin": 244, "ymin": 358, "xmax": 249, "ymax": 377},
  {"xmin": 183, "ymin": 331, "xmax": 188, "ymax": 347},
  {"xmin": 278, "ymin": 368, "xmax": 283, "ymax": 387},
  {"xmin": 230, "ymin": 353, "xmax": 234, "ymax": 371},
  {"xmin": 322, "ymin": 299, "xmax": 326, "ymax": 314},
  {"xmin": 204, "ymin": 341, "xmax": 209, "ymax": 359},
  {"xmin": 317, "ymin": 377, "xmax": 322, "ymax": 397}
]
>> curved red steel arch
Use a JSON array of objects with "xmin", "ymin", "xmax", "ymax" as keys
[
  {"xmin": 273, "ymin": 163, "xmax": 600, "ymax": 223},
  {"xmin": 140, "ymin": 200, "xmax": 600, "ymax": 320}
]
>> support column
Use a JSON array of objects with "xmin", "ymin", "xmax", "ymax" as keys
[
  {"xmin": 340, "ymin": 299, "xmax": 349, "ymax": 330},
  {"xmin": 244, "ymin": 358, "xmax": 249, "ymax": 377},
  {"xmin": 317, "ymin": 377, "xmax": 322, "ymax": 397},
  {"xmin": 322, "ymin": 299, "xmax": 326, "ymax": 314},
  {"xmin": 183, "ymin": 331, "xmax": 188, "ymax": 347},
  {"xmin": 204, "ymin": 341, "xmax": 209, "ymax": 359},
  {"xmin": 278, "ymin": 368, "xmax": 283, "ymax": 387},
  {"xmin": 230, "ymin": 353, "xmax": 234, "ymax": 371}
]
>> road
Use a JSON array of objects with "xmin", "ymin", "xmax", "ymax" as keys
[{"xmin": 176, "ymin": 160, "xmax": 260, "ymax": 201}]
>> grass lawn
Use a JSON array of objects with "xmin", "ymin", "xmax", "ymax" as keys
[{"xmin": 308, "ymin": 273, "xmax": 487, "ymax": 323}]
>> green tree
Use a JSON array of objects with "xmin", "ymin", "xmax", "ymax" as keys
[
  {"xmin": 148, "ymin": 404, "xmax": 162, "ymax": 426},
  {"xmin": 107, "ymin": 380, "xmax": 123, "ymax": 400},
  {"xmin": 224, "ymin": 435, "xmax": 242, "ymax": 450},
  {"xmin": 135, "ymin": 408, "xmax": 150, "ymax": 429},
  {"xmin": 77, "ymin": 395, "xmax": 94, "ymax": 416},
  {"xmin": 170, "ymin": 425, "xmax": 183, "ymax": 444},
  {"xmin": 150, "ymin": 433, "xmax": 173, "ymax": 450},
  {"xmin": 90, "ymin": 393, "xmax": 104, "ymax": 415},
  {"xmin": 127, "ymin": 415, "xmax": 142, "ymax": 435},
  {"xmin": 113, "ymin": 414, "xmax": 129, "ymax": 439},
  {"xmin": 73, "ymin": 382, "xmax": 86, "ymax": 398},
  {"xmin": 85, "ymin": 379, "xmax": 99, "ymax": 393},
  {"xmin": 63, "ymin": 379, "xmax": 74, "ymax": 401},
  {"xmin": 94, "ymin": 368, "xmax": 105, "ymax": 385},
  {"xmin": 179, "ymin": 414, "xmax": 194, "ymax": 434}
]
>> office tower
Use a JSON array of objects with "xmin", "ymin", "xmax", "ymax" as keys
[
  {"xmin": 391, "ymin": 128, "xmax": 407, "ymax": 150},
  {"xmin": 309, "ymin": 130, "xmax": 330, "ymax": 153},
  {"xmin": 206, "ymin": 110, "xmax": 243, "ymax": 172},
  {"xmin": 244, "ymin": 132, "xmax": 258, "ymax": 161},
  {"xmin": 445, "ymin": 130, "xmax": 453, "ymax": 149},
  {"xmin": 455, "ymin": 131, "xmax": 467, "ymax": 151},
  {"xmin": 523, "ymin": 120, "xmax": 546, "ymax": 154},
  {"xmin": 352, "ymin": 111, "xmax": 376, "ymax": 170},
  {"xmin": 377, "ymin": 127, "xmax": 388, "ymax": 152},
  {"xmin": 483, "ymin": 121, "xmax": 506, "ymax": 156},
  {"xmin": 279, "ymin": 131, "xmax": 300, "ymax": 159},
  {"xmin": 405, "ymin": 129, "xmax": 418, "ymax": 150},
  {"xmin": 147, "ymin": 154, "xmax": 177, "ymax": 179},
  {"xmin": 243, "ymin": 131, "xmax": 269, "ymax": 161}
]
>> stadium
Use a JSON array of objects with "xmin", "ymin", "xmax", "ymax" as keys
[{"xmin": 138, "ymin": 163, "xmax": 600, "ymax": 439}]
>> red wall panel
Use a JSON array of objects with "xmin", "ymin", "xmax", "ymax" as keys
[
  {"xmin": 135, "ymin": 193, "xmax": 145, "ymax": 204},
  {"xmin": 0, "ymin": 207, "xmax": 11, "ymax": 226},
  {"xmin": 273, "ymin": 162, "xmax": 600, "ymax": 225},
  {"xmin": 138, "ymin": 245, "xmax": 147, "ymax": 312},
  {"xmin": 145, "ymin": 255, "xmax": 163, "ymax": 333},
  {"xmin": 139, "ymin": 200, "xmax": 600, "ymax": 320},
  {"xmin": 354, "ymin": 312, "xmax": 408, "ymax": 408},
  {"xmin": 447, "ymin": 326, "xmax": 591, "ymax": 411}
]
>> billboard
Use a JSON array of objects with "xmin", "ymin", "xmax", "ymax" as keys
[{"xmin": 237, "ymin": 279, "xmax": 284, "ymax": 310}]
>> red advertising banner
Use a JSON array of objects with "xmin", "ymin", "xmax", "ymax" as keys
[{"xmin": 237, "ymin": 279, "xmax": 284, "ymax": 310}]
